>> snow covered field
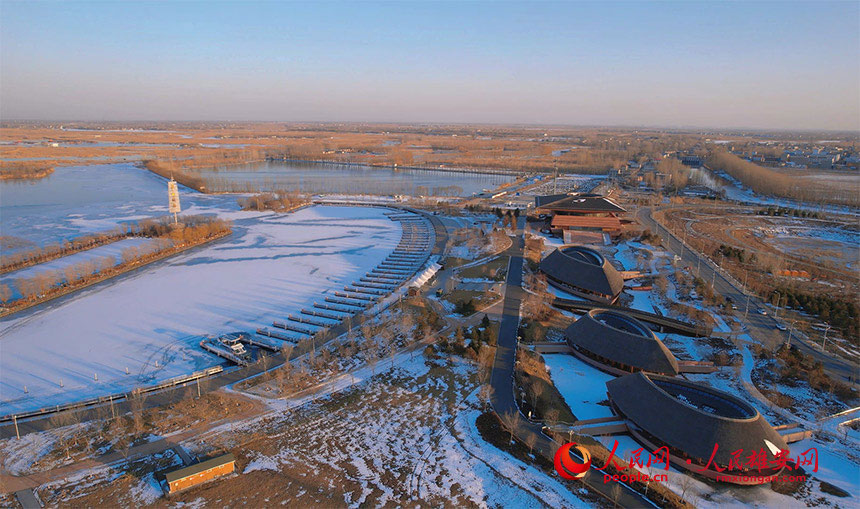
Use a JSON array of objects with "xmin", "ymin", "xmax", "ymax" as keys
[
  {"xmin": 543, "ymin": 353, "xmax": 614, "ymax": 421},
  {"xmin": 0, "ymin": 205, "xmax": 401, "ymax": 415}
]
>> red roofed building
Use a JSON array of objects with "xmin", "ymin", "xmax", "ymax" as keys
[{"xmin": 536, "ymin": 193, "xmax": 627, "ymax": 244}]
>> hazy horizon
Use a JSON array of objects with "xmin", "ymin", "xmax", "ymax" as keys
[{"xmin": 2, "ymin": 1, "xmax": 858, "ymax": 131}]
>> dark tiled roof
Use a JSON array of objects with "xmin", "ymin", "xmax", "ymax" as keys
[
  {"xmin": 535, "ymin": 194, "xmax": 570, "ymax": 208},
  {"xmin": 164, "ymin": 453, "xmax": 236, "ymax": 484},
  {"xmin": 539, "ymin": 247, "xmax": 624, "ymax": 298},
  {"xmin": 607, "ymin": 373, "xmax": 789, "ymax": 467},
  {"xmin": 536, "ymin": 194, "xmax": 626, "ymax": 213},
  {"xmin": 565, "ymin": 310, "xmax": 679, "ymax": 375}
]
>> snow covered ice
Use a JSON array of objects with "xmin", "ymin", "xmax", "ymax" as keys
[{"xmin": 0, "ymin": 204, "xmax": 401, "ymax": 415}]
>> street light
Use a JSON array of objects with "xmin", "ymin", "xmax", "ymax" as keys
[
  {"xmin": 786, "ymin": 320, "xmax": 796, "ymax": 348},
  {"xmin": 772, "ymin": 291, "xmax": 780, "ymax": 320}
]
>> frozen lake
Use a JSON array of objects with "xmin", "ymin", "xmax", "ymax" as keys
[
  {"xmin": 0, "ymin": 163, "xmax": 238, "ymax": 252},
  {"xmin": 0, "ymin": 205, "xmax": 402, "ymax": 415},
  {"xmin": 188, "ymin": 160, "xmax": 516, "ymax": 196}
]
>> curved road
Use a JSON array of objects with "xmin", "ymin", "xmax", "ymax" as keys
[{"xmin": 638, "ymin": 206, "xmax": 857, "ymax": 384}]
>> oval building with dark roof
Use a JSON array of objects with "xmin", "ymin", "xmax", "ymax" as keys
[
  {"xmin": 565, "ymin": 309, "xmax": 679, "ymax": 376},
  {"xmin": 540, "ymin": 246, "xmax": 624, "ymax": 304},
  {"xmin": 606, "ymin": 372, "xmax": 790, "ymax": 484}
]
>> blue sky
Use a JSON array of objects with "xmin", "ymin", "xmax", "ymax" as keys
[{"xmin": 1, "ymin": 1, "xmax": 858, "ymax": 130}]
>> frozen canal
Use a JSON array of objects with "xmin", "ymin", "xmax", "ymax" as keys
[{"xmin": 0, "ymin": 205, "xmax": 402, "ymax": 415}]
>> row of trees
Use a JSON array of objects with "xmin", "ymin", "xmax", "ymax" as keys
[
  {"xmin": 238, "ymin": 190, "xmax": 308, "ymax": 211},
  {"xmin": 2, "ymin": 216, "xmax": 227, "ymax": 273},
  {"xmin": 706, "ymin": 150, "xmax": 859, "ymax": 207},
  {"xmin": 0, "ymin": 161, "xmax": 55, "ymax": 180},
  {"xmin": 143, "ymin": 160, "xmax": 208, "ymax": 192},
  {"xmin": 770, "ymin": 286, "xmax": 858, "ymax": 344},
  {"xmin": 757, "ymin": 206, "xmax": 823, "ymax": 219},
  {"xmin": 714, "ymin": 244, "xmax": 757, "ymax": 265},
  {"xmin": 1, "ymin": 217, "xmax": 231, "ymax": 307}
]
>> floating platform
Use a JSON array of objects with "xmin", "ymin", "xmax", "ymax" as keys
[
  {"xmin": 256, "ymin": 328, "xmax": 301, "ymax": 343},
  {"xmin": 272, "ymin": 320, "xmax": 316, "ymax": 335}
]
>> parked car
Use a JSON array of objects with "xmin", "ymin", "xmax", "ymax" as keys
[
  {"xmin": 776, "ymin": 323, "xmax": 787, "ymax": 331},
  {"xmin": 758, "ymin": 308, "xmax": 768, "ymax": 315}
]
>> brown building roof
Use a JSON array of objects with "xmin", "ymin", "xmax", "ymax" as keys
[
  {"xmin": 565, "ymin": 310, "xmax": 679, "ymax": 375},
  {"xmin": 539, "ymin": 247, "xmax": 624, "ymax": 299},
  {"xmin": 164, "ymin": 453, "xmax": 236, "ymax": 484},
  {"xmin": 607, "ymin": 373, "xmax": 789, "ymax": 467},
  {"xmin": 551, "ymin": 215, "xmax": 623, "ymax": 230}
]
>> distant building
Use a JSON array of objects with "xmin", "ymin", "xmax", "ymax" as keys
[
  {"xmin": 679, "ymin": 155, "xmax": 702, "ymax": 167},
  {"xmin": 539, "ymin": 246, "xmax": 624, "ymax": 304},
  {"xmin": 607, "ymin": 373, "xmax": 790, "ymax": 485}
]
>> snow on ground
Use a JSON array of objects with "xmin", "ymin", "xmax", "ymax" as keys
[
  {"xmin": 0, "ymin": 205, "xmax": 400, "ymax": 415},
  {"xmin": 455, "ymin": 406, "xmax": 589, "ymax": 508},
  {"xmin": 542, "ymin": 353, "xmax": 614, "ymax": 421},
  {"xmin": 0, "ymin": 237, "xmax": 162, "ymax": 299},
  {"xmin": 183, "ymin": 355, "xmax": 589, "ymax": 507}
]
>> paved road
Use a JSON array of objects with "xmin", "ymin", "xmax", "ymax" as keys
[
  {"xmin": 638, "ymin": 206, "xmax": 857, "ymax": 384},
  {"xmin": 552, "ymin": 298, "xmax": 709, "ymax": 336},
  {"xmin": 488, "ymin": 218, "xmax": 655, "ymax": 508},
  {"xmin": 0, "ymin": 205, "xmax": 449, "ymax": 440}
]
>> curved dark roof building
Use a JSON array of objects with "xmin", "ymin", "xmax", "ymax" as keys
[
  {"xmin": 539, "ymin": 246, "xmax": 624, "ymax": 304},
  {"xmin": 607, "ymin": 372, "xmax": 790, "ymax": 484},
  {"xmin": 565, "ymin": 310, "xmax": 679, "ymax": 376}
]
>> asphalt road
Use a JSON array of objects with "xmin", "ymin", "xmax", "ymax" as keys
[
  {"xmin": 488, "ymin": 218, "xmax": 655, "ymax": 508},
  {"xmin": 637, "ymin": 206, "xmax": 857, "ymax": 384}
]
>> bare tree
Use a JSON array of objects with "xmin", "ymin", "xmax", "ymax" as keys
[
  {"xmin": 679, "ymin": 473, "xmax": 694, "ymax": 503},
  {"xmin": 524, "ymin": 432, "xmax": 538, "ymax": 457},
  {"xmin": 129, "ymin": 388, "xmax": 148, "ymax": 437},
  {"xmin": 544, "ymin": 408, "xmax": 560, "ymax": 427},
  {"xmin": 477, "ymin": 384, "xmax": 494, "ymax": 410},
  {"xmin": 499, "ymin": 410, "xmax": 519, "ymax": 445},
  {"xmin": 0, "ymin": 283, "xmax": 11, "ymax": 305},
  {"xmin": 611, "ymin": 483, "xmax": 623, "ymax": 508},
  {"xmin": 529, "ymin": 383, "xmax": 544, "ymax": 417},
  {"xmin": 363, "ymin": 339, "xmax": 378, "ymax": 375}
]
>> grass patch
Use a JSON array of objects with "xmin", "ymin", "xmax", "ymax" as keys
[
  {"xmin": 445, "ymin": 289, "xmax": 501, "ymax": 315},
  {"xmin": 458, "ymin": 256, "xmax": 508, "ymax": 281},
  {"xmin": 514, "ymin": 348, "xmax": 576, "ymax": 423}
]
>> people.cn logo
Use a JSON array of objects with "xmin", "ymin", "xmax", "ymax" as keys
[{"xmin": 554, "ymin": 442, "xmax": 592, "ymax": 480}]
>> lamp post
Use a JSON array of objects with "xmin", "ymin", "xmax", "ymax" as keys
[{"xmin": 786, "ymin": 320, "xmax": 796, "ymax": 348}]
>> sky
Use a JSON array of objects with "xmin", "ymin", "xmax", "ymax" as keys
[{"xmin": 1, "ymin": 1, "xmax": 858, "ymax": 130}]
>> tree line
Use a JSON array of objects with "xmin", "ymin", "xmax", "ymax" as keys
[
  {"xmin": 238, "ymin": 191, "xmax": 308, "ymax": 211},
  {"xmin": 2, "ymin": 216, "xmax": 229, "ymax": 273},
  {"xmin": 0, "ymin": 216, "xmax": 231, "ymax": 308},
  {"xmin": 770, "ymin": 286, "xmax": 858, "ymax": 344}
]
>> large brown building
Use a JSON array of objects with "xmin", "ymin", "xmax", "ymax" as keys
[{"xmin": 536, "ymin": 193, "xmax": 626, "ymax": 244}]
